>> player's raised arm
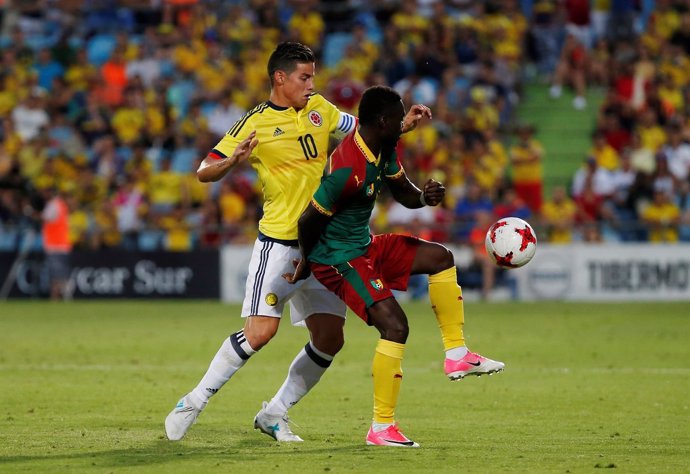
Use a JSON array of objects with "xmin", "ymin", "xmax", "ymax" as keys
[
  {"xmin": 401, "ymin": 104, "xmax": 432, "ymax": 133},
  {"xmin": 196, "ymin": 131, "xmax": 258, "ymax": 183},
  {"xmin": 387, "ymin": 175, "xmax": 445, "ymax": 209},
  {"xmin": 283, "ymin": 203, "xmax": 332, "ymax": 284}
]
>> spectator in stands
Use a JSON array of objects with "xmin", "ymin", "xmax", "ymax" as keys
[
  {"xmin": 41, "ymin": 187, "xmax": 72, "ymax": 300},
  {"xmin": 510, "ymin": 123, "xmax": 544, "ymax": 213},
  {"xmin": 466, "ymin": 209, "xmax": 500, "ymax": 300},
  {"xmin": 148, "ymin": 158, "xmax": 183, "ymax": 216},
  {"xmin": 33, "ymin": 48, "xmax": 64, "ymax": 93},
  {"xmin": 628, "ymin": 130, "xmax": 657, "ymax": 175},
  {"xmin": 11, "ymin": 91, "xmax": 49, "ymax": 142},
  {"xmin": 590, "ymin": 129, "xmax": 620, "ymax": 171},
  {"xmin": 453, "ymin": 181, "xmax": 494, "ymax": 242},
  {"xmin": 286, "ymin": 0, "xmax": 325, "ymax": 55},
  {"xmin": 494, "ymin": 188, "xmax": 530, "ymax": 221},
  {"xmin": 550, "ymin": 33, "xmax": 588, "ymax": 110},
  {"xmin": 663, "ymin": 122, "xmax": 690, "ymax": 182},
  {"xmin": 641, "ymin": 187, "xmax": 681, "ymax": 243},
  {"xmin": 676, "ymin": 179, "xmax": 690, "ymax": 241},
  {"xmin": 542, "ymin": 185, "xmax": 577, "ymax": 243},
  {"xmin": 602, "ymin": 149, "xmax": 638, "ymax": 239}
]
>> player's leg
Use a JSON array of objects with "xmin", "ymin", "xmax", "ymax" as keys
[
  {"xmin": 255, "ymin": 280, "xmax": 347, "ymax": 442},
  {"xmin": 165, "ymin": 239, "xmax": 292, "ymax": 441},
  {"xmin": 311, "ymin": 254, "xmax": 418, "ymax": 447},
  {"xmin": 365, "ymin": 298, "xmax": 418, "ymax": 447},
  {"xmin": 410, "ymin": 239, "xmax": 505, "ymax": 380}
]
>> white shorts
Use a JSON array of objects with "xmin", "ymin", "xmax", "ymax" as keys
[{"xmin": 241, "ymin": 238, "xmax": 347, "ymax": 325}]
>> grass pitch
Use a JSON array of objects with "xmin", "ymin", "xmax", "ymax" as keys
[{"xmin": 1, "ymin": 300, "xmax": 689, "ymax": 473}]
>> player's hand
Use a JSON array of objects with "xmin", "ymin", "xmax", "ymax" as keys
[
  {"xmin": 402, "ymin": 104, "xmax": 432, "ymax": 133},
  {"xmin": 230, "ymin": 131, "xmax": 259, "ymax": 164},
  {"xmin": 282, "ymin": 258, "xmax": 311, "ymax": 284},
  {"xmin": 422, "ymin": 179, "xmax": 445, "ymax": 206}
]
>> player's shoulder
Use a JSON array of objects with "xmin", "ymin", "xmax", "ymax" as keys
[
  {"xmin": 226, "ymin": 101, "xmax": 272, "ymax": 137},
  {"xmin": 329, "ymin": 133, "xmax": 360, "ymax": 169},
  {"xmin": 308, "ymin": 92, "xmax": 336, "ymax": 110}
]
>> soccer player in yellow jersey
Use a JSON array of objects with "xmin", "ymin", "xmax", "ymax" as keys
[{"xmin": 165, "ymin": 42, "xmax": 430, "ymax": 443}]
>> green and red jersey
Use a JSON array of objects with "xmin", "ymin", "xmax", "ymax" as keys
[{"xmin": 309, "ymin": 130, "xmax": 404, "ymax": 265}]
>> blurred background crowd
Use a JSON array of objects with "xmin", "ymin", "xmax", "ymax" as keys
[{"xmin": 0, "ymin": 0, "xmax": 689, "ymax": 261}]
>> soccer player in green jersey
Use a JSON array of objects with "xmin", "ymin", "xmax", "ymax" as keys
[
  {"xmin": 165, "ymin": 43, "xmax": 431, "ymax": 443},
  {"xmin": 285, "ymin": 86, "xmax": 505, "ymax": 447}
]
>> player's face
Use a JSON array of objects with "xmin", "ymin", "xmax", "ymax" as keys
[
  {"xmin": 282, "ymin": 62, "xmax": 315, "ymax": 109},
  {"xmin": 382, "ymin": 100, "xmax": 406, "ymax": 144}
]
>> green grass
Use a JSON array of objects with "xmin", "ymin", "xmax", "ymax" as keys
[{"xmin": 1, "ymin": 301, "xmax": 689, "ymax": 473}]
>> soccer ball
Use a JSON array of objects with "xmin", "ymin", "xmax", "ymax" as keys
[{"xmin": 484, "ymin": 217, "xmax": 537, "ymax": 268}]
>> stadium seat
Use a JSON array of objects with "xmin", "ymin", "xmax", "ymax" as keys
[
  {"xmin": 171, "ymin": 147, "xmax": 197, "ymax": 173},
  {"xmin": 86, "ymin": 34, "xmax": 117, "ymax": 66},
  {"xmin": 322, "ymin": 33, "xmax": 353, "ymax": 68},
  {"xmin": 138, "ymin": 230, "xmax": 163, "ymax": 251},
  {"xmin": 0, "ymin": 228, "xmax": 18, "ymax": 252}
]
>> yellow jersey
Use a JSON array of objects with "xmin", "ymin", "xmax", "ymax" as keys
[{"xmin": 211, "ymin": 93, "xmax": 355, "ymax": 240}]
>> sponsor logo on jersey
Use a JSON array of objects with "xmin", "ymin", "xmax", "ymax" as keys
[
  {"xmin": 265, "ymin": 293, "xmax": 278, "ymax": 306},
  {"xmin": 308, "ymin": 110, "xmax": 323, "ymax": 127},
  {"xmin": 273, "ymin": 127, "xmax": 285, "ymax": 136},
  {"xmin": 370, "ymin": 279, "xmax": 384, "ymax": 291}
]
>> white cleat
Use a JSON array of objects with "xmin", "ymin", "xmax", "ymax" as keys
[
  {"xmin": 254, "ymin": 402, "xmax": 304, "ymax": 442},
  {"xmin": 165, "ymin": 394, "xmax": 206, "ymax": 441},
  {"xmin": 445, "ymin": 351, "xmax": 505, "ymax": 381}
]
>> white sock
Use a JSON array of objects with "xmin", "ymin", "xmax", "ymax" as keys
[
  {"xmin": 372, "ymin": 422, "xmax": 394, "ymax": 432},
  {"xmin": 446, "ymin": 346, "xmax": 468, "ymax": 360},
  {"xmin": 190, "ymin": 330, "xmax": 256, "ymax": 405},
  {"xmin": 264, "ymin": 341, "xmax": 333, "ymax": 416}
]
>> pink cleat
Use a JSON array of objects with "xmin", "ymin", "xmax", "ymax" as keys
[
  {"xmin": 366, "ymin": 423, "xmax": 419, "ymax": 448},
  {"xmin": 445, "ymin": 351, "xmax": 505, "ymax": 380}
]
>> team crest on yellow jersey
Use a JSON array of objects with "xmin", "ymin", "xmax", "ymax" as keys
[{"xmin": 308, "ymin": 110, "xmax": 323, "ymax": 127}]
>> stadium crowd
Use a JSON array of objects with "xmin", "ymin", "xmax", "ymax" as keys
[{"xmin": 0, "ymin": 0, "xmax": 689, "ymax": 260}]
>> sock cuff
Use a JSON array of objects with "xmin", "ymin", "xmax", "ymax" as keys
[
  {"xmin": 305, "ymin": 341, "xmax": 333, "ymax": 368},
  {"xmin": 429, "ymin": 266, "xmax": 457, "ymax": 284},
  {"xmin": 376, "ymin": 339, "xmax": 405, "ymax": 359},
  {"xmin": 230, "ymin": 330, "xmax": 256, "ymax": 360}
]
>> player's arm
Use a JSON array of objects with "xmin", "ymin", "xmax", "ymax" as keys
[
  {"xmin": 388, "ymin": 174, "xmax": 445, "ymax": 209},
  {"xmin": 283, "ymin": 203, "xmax": 332, "ymax": 283},
  {"xmin": 284, "ymin": 166, "xmax": 352, "ymax": 284},
  {"xmin": 196, "ymin": 131, "xmax": 258, "ymax": 183},
  {"xmin": 401, "ymin": 104, "xmax": 432, "ymax": 133}
]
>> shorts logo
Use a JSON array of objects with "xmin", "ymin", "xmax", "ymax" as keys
[
  {"xmin": 308, "ymin": 110, "xmax": 323, "ymax": 127},
  {"xmin": 370, "ymin": 279, "xmax": 384, "ymax": 291},
  {"xmin": 265, "ymin": 293, "xmax": 278, "ymax": 306}
]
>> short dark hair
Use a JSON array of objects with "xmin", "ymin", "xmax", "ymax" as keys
[
  {"xmin": 267, "ymin": 42, "xmax": 315, "ymax": 85},
  {"xmin": 358, "ymin": 86, "xmax": 402, "ymax": 126}
]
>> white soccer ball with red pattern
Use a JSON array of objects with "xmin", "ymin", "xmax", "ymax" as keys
[{"xmin": 484, "ymin": 217, "xmax": 537, "ymax": 268}]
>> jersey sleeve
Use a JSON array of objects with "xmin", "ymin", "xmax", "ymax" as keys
[
  {"xmin": 315, "ymin": 94, "xmax": 356, "ymax": 137},
  {"xmin": 208, "ymin": 114, "xmax": 256, "ymax": 160},
  {"xmin": 384, "ymin": 148, "xmax": 404, "ymax": 180},
  {"xmin": 311, "ymin": 167, "xmax": 353, "ymax": 216},
  {"xmin": 332, "ymin": 111, "xmax": 357, "ymax": 138}
]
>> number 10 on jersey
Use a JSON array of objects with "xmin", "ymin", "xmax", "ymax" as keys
[{"xmin": 298, "ymin": 134, "xmax": 318, "ymax": 160}]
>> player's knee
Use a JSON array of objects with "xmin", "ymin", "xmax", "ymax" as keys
[
  {"xmin": 431, "ymin": 245, "xmax": 455, "ymax": 274},
  {"xmin": 311, "ymin": 328, "xmax": 344, "ymax": 356},
  {"xmin": 377, "ymin": 319, "xmax": 409, "ymax": 344},
  {"xmin": 243, "ymin": 321, "xmax": 279, "ymax": 350}
]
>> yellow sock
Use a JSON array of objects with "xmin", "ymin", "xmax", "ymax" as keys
[
  {"xmin": 428, "ymin": 266, "xmax": 465, "ymax": 351},
  {"xmin": 372, "ymin": 339, "xmax": 405, "ymax": 424}
]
